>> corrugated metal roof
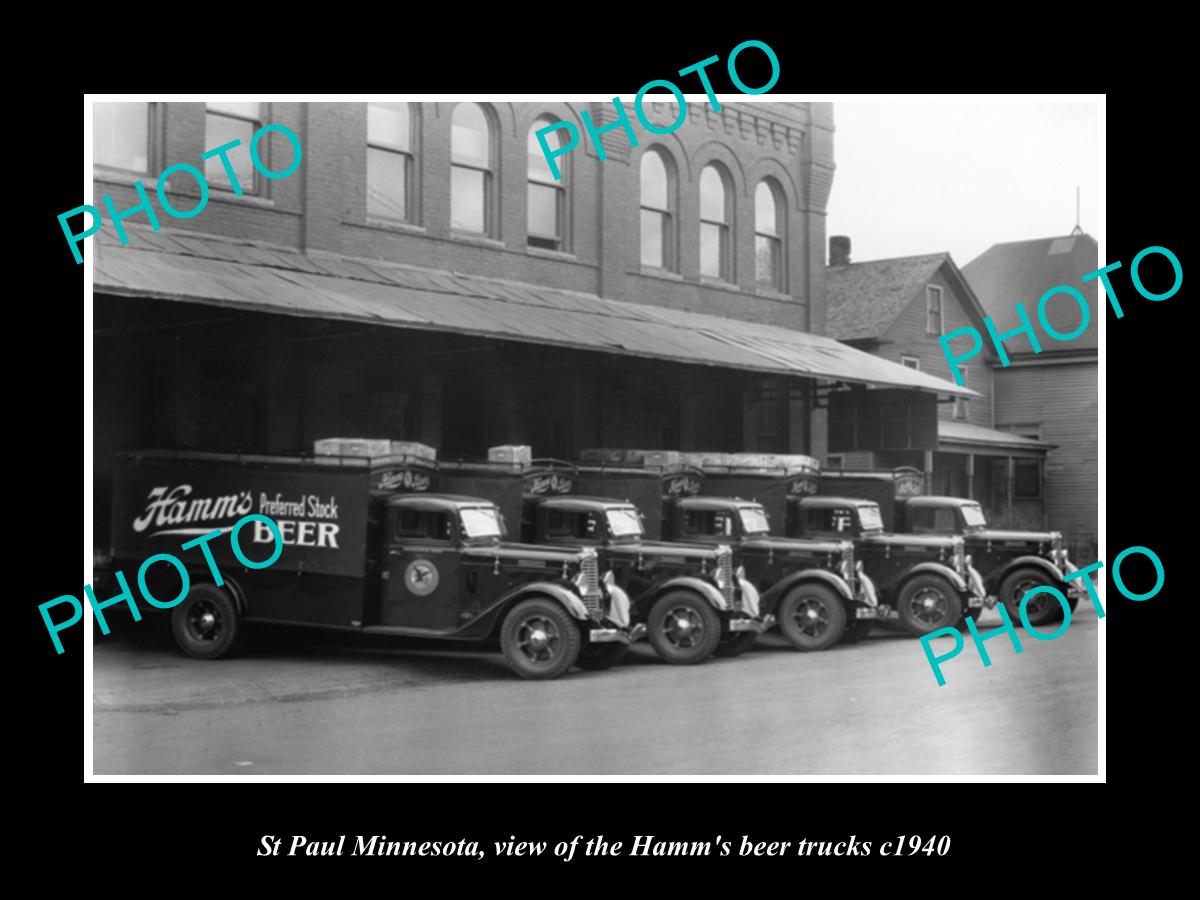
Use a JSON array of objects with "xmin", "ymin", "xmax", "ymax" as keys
[
  {"xmin": 962, "ymin": 233, "xmax": 1099, "ymax": 352},
  {"xmin": 94, "ymin": 226, "xmax": 972, "ymax": 396},
  {"xmin": 939, "ymin": 420, "xmax": 1054, "ymax": 450},
  {"xmin": 826, "ymin": 254, "xmax": 949, "ymax": 341}
]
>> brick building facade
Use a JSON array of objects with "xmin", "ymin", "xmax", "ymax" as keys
[{"xmin": 91, "ymin": 100, "xmax": 963, "ymax": 543}]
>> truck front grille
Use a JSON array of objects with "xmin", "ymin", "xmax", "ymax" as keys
[
  {"xmin": 581, "ymin": 552, "xmax": 602, "ymax": 616},
  {"xmin": 718, "ymin": 548, "xmax": 735, "ymax": 609}
]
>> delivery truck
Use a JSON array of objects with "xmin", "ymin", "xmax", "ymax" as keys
[{"xmin": 108, "ymin": 447, "xmax": 633, "ymax": 679}]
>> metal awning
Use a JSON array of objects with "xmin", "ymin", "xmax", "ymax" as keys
[
  {"xmin": 93, "ymin": 226, "xmax": 973, "ymax": 397},
  {"xmin": 939, "ymin": 421, "xmax": 1054, "ymax": 456}
]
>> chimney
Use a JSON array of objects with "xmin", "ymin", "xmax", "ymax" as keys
[{"xmin": 829, "ymin": 235, "xmax": 851, "ymax": 267}]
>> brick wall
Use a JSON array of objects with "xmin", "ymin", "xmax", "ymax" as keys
[{"xmin": 93, "ymin": 100, "xmax": 832, "ymax": 329}]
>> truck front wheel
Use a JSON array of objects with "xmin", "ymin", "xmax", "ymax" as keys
[
  {"xmin": 897, "ymin": 575, "xmax": 963, "ymax": 636},
  {"xmin": 1000, "ymin": 567, "xmax": 1064, "ymax": 627},
  {"xmin": 647, "ymin": 592, "xmax": 721, "ymax": 664},
  {"xmin": 171, "ymin": 584, "xmax": 241, "ymax": 660},
  {"xmin": 777, "ymin": 583, "xmax": 847, "ymax": 651},
  {"xmin": 500, "ymin": 598, "xmax": 582, "ymax": 680}
]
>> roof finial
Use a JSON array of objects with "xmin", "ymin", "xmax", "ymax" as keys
[{"xmin": 1070, "ymin": 187, "xmax": 1083, "ymax": 236}]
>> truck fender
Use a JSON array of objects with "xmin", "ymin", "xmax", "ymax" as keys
[
  {"xmin": 893, "ymin": 562, "xmax": 968, "ymax": 595},
  {"xmin": 220, "ymin": 575, "xmax": 249, "ymax": 615},
  {"xmin": 642, "ymin": 576, "xmax": 729, "ymax": 613},
  {"xmin": 994, "ymin": 556, "xmax": 1067, "ymax": 589},
  {"xmin": 760, "ymin": 569, "xmax": 855, "ymax": 614},
  {"xmin": 502, "ymin": 582, "xmax": 590, "ymax": 621}
]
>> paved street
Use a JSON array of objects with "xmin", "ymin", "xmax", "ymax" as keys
[{"xmin": 93, "ymin": 606, "xmax": 1098, "ymax": 776}]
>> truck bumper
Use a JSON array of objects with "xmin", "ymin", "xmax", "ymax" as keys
[
  {"xmin": 729, "ymin": 615, "xmax": 773, "ymax": 634},
  {"xmin": 589, "ymin": 627, "xmax": 636, "ymax": 645}
]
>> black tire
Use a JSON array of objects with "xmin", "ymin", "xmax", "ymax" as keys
[
  {"xmin": 171, "ymin": 583, "xmax": 241, "ymax": 660},
  {"xmin": 646, "ymin": 591, "xmax": 722, "ymax": 664},
  {"xmin": 714, "ymin": 630, "xmax": 758, "ymax": 658},
  {"xmin": 1000, "ymin": 567, "xmax": 1064, "ymax": 628},
  {"xmin": 575, "ymin": 642, "xmax": 629, "ymax": 671},
  {"xmin": 500, "ymin": 597, "xmax": 582, "ymax": 680},
  {"xmin": 840, "ymin": 617, "xmax": 874, "ymax": 645},
  {"xmin": 777, "ymin": 583, "xmax": 847, "ymax": 651},
  {"xmin": 896, "ymin": 574, "xmax": 964, "ymax": 636}
]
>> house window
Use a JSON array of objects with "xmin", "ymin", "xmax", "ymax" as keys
[
  {"xmin": 700, "ymin": 164, "xmax": 732, "ymax": 280},
  {"xmin": 900, "ymin": 355, "xmax": 921, "ymax": 370},
  {"xmin": 528, "ymin": 118, "xmax": 567, "ymax": 251},
  {"xmin": 755, "ymin": 180, "xmax": 784, "ymax": 290},
  {"xmin": 1013, "ymin": 459, "xmax": 1041, "ymax": 499},
  {"xmin": 926, "ymin": 284, "xmax": 944, "ymax": 335},
  {"xmin": 95, "ymin": 102, "xmax": 151, "ymax": 173},
  {"xmin": 640, "ymin": 150, "xmax": 675, "ymax": 270},
  {"xmin": 953, "ymin": 366, "xmax": 969, "ymax": 420},
  {"xmin": 367, "ymin": 102, "xmax": 413, "ymax": 222},
  {"xmin": 205, "ymin": 101, "xmax": 262, "ymax": 194},
  {"xmin": 451, "ymin": 103, "xmax": 494, "ymax": 235}
]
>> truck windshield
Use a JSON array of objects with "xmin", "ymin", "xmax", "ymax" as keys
[
  {"xmin": 961, "ymin": 503, "xmax": 987, "ymax": 530},
  {"xmin": 460, "ymin": 506, "xmax": 503, "ymax": 540},
  {"xmin": 858, "ymin": 505, "xmax": 884, "ymax": 532},
  {"xmin": 606, "ymin": 507, "xmax": 643, "ymax": 538},
  {"xmin": 738, "ymin": 506, "xmax": 770, "ymax": 535}
]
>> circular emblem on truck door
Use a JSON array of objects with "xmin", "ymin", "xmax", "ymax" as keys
[{"xmin": 404, "ymin": 559, "xmax": 439, "ymax": 596}]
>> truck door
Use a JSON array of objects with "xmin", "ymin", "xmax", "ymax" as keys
[{"xmin": 383, "ymin": 508, "xmax": 463, "ymax": 631}]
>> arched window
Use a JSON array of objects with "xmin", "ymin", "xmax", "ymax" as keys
[
  {"xmin": 451, "ymin": 103, "xmax": 493, "ymax": 235},
  {"xmin": 367, "ymin": 102, "xmax": 413, "ymax": 222},
  {"xmin": 640, "ymin": 150, "xmax": 674, "ymax": 270},
  {"xmin": 700, "ymin": 165, "xmax": 732, "ymax": 280},
  {"xmin": 528, "ymin": 119, "xmax": 567, "ymax": 251},
  {"xmin": 755, "ymin": 180, "xmax": 784, "ymax": 290}
]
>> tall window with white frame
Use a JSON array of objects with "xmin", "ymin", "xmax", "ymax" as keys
[
  {"xmin": 451, "ymin": 103, "xmax": 493, "ymax": 235},
  {"xmin": 528, "ymin": 119, "xmax": 567, "ymax": 251},
  {"xmin": 700, "ymin": 164, "xmax": 732, "ymax": 280},
  {"xmin": 953, "ymin": 366, "xmax": 969, "ymax": 420},
  {"xmin": 754, "ymin": 180, "xmax": 784, "ymax": 290},
  {"xmin": 366, "ymin": 102, "xmax": 413, "ymax": 222},
  {"xmin": 926, "ymin": 284, "xmax": 944, "ymax": 335},
  {"xmin": 205, "ymin": 102, "xmax": 262, "ymax": 194},
  {"xmin": 640, "ymin": 150, "xmax": 675, "ymax": 270},
  {"xmin": 95, "ymin": 102, "xmax": 152, "ymax": 173}
]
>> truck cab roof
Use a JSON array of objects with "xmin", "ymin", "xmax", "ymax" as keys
[
  {"xmin": 529, "ymin": 496, "xmax": 637, "ymax": 512},
  {"xmin": 901, "ymin": 495, "xmax": 976, "ymax": 508},
  {"xmin": 795, "ymin": 496, "xmax": 879, "ymax": 510},
  {"xmin": 673, "ymin": 496, "xmax": 763, "ymax": 511},
  {"xmin": 386, "ymin": 494, "xmax": 497, "ymax": 511}
]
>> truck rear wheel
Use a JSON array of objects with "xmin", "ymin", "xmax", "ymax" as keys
[
  {"xmin": 1000, "ymin": 567, "xmax": 1063, "ymax": 627},
  {"xmin": 647, "ymin": 591, "xmax": 721, "ymax": 664},
  {"xmin": 171, "ymin": 584, "xmax": 241, "ymax": 660},
  {"xmin": 777, "ymin": 583, "xmax": 847, "ymax": 651},
  {"xmin": 500, "ymin": 598, "xmax": 581, "ymax": 680},
  {"xmin": 897, "ymin": 575, "xmax": 963, "ymax": 636}
]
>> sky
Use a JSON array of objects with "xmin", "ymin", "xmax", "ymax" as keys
[{"xmin": 825, "ymin": 100, "xmax": 1100, "ymax": 267}]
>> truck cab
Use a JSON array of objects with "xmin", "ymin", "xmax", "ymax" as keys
[
  {"xmin": 895, "ymin": 495, "xmax": 1083, "ymax": 625},
  {"xmin": 662, "ymin": 495, "xmax": 877, "ymax": 651},
  {"xmin": 524, "ymin": 495, "xmax": 767, "ymax": 663},
  {"xmin": 789, "ymin": 496, "xmax": 986, "ymax": 636}
]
